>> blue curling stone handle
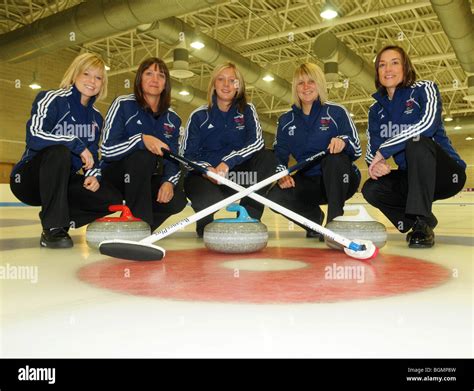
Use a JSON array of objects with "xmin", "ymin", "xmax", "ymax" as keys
[{"xmin": 214, "ymin": 204, "xmax": 259, "ymax": 223}]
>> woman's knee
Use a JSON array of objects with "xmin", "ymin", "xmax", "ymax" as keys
[
  {"xmin": 169, "ymin": 190, "xmax": 188, "ymax": 214},
  {"xmin": 405, "ymin": 136, "xmax": 433, "ymax": 155},
  {"xmin": 361, "ymin": 179, "xmax": 379, "ymax": 205},
  {"xmin": 41, "ymin": 145, "xmax": 71, "ymax": 167},
  {"xmin": 251, "ymin": 149, "xmax": 277, "ymax": 176},
  {"xmin": 124, "ymin": 149, "xmax": 157, "ymax": 170},
  {"xmin": 321, "ymin": 152, "xmax": 350, "ymax": 167}
]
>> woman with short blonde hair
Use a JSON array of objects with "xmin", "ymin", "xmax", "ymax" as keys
[
  {"xmin": 60, "ymin": 52, "xmax": 108, "ymax": 101},
  {"xmin": 291, "ymin": 62, "xmax": 328, "ymax": 106},
  {"xmin": 268, "ymin": 62, "xmax": 361, "ymax": 238},
  {"xmin": 10, "ymin": 52, "xmax": 121, "ymax": 248}
]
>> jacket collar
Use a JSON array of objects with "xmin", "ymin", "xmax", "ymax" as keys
[
  {"xmin": 372, "ymin": 86, "xmax": 408, "ymax": 106},
  {"xmin": 70, "ymin": 84, "xmax": 96, "ymax": 108},
  {"xmin": 292, "ymin": 98, "xmax": 323, "ymax": 126},
  {"xmin": 211, "ymin": 93, "xmax": 240, "ymax": 117}
]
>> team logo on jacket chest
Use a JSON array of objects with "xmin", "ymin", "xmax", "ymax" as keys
[
  {"xmin": 404, "ymin": 98, "xmax": 417, "ymax": 115},
  {"xmin": 288, "ymin": 125, "xmax": 296, "ymax": 136},
  {"xmin": 163, "ymin": 122, "xmax": 175, "ymax": 139},
  {"xmin": 233, "ymin": 114, "xmax": 245, "ymax": 130},
  {"xmin": 320, "ymin": 117, "xmax": 331, "ymax": 131}
]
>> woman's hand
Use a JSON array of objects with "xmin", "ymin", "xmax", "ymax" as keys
[
  {"xmin": 204, "ymin": 167, "xmax": 220, "ymax": 184},
  {"xmin": 80, "ymin": 148, "xmax": 94, "ymax": 170},
  {"xmin": 157, "ymin": 181, "xmax": 174, "ymax": 203},
  {"xmin": 371, "ymin": 161, "xmax": 391, "ymax": 179},
  {"xmin": 83, "ymin": 176, "xmax": 100, "ymax": 192},
  {"xmin": 215, "ymin": 162, "xmax": 229, "ymax": 177},
  {"xmin": 368, "ymin": 151, "xmax": 390, "ymax": 180},
  {"xmin": 328, "ymin": 137, "xmax": 346, "ymax": 154},
  {"xmin": 278, "ymin": 175, "xmax": 295, "ymax": 189},
  {"xmin": 204, "ymin": 163, "xmax": 229, "ymax": 185},
  {"xmin": 143, "ymin": 135, "xmax": 169, "ymax": 156}
]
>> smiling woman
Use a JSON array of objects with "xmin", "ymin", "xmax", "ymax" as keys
[
  {"xmin": 362, "ymin": 45, "xmax": 467, "ymax": 248},
  {"xmin": 180, "ymin": 62, "xmax": 276, "ymax": 237},
  {"xmin": 99, "ymin": 57, "xmax": 187, "ymax": 232},
  {"xmin": 267, "ymin": 62, "xmax": 362, "ymax": 239},
  {"xmin": 9, "ymin": 52, "xmax": 122, "ymax": 249}
]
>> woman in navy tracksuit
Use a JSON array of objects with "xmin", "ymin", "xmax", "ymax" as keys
[
  {"xmin": 100, "ymin": 57, "xmax": 186, "ymax": 232},
  {"xmin": 362, "ymin": 45, "xmax": 466, "ymax": 248},
  {"xmin": 267, "ymin": 62, "xmax": 361, "ymax": 238},
  {"xmin": 181, "ymin": 62, "xmax": 275, "ymax": 237},
  {"xmin": 10, "ymin": 53, "xmax": 122, "ymax": 248}
]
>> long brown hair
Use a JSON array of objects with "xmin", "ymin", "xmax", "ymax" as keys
[
  {"xmin": 134, "ymin": 57, "xmax": 171, "ymax": 115},
  {"xmin": 374, "ymin": 45, "xmax": 416, "ymax": 92}
]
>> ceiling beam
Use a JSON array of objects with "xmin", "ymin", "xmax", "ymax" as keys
[{"xmin": 230, "ymin": 1, "xmax": 432, "ymax": 48}]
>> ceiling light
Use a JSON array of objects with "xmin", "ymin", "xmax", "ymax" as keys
[
  {"xmin": 29, "ymin": 72, "xmax": 41, "ymax": 90},
  {"xmin": 320, "ymin": 1, "xmax": 338, "ymax": 20},
  {"xmin": 350, "ymin": 113, "xmax": 354, "ymax": 117},
  {"xmin": 190, "ymin": 40, "xmax": 205, "ymax": 50},
  {"xmin": 178, "ymin": 89, "xmax": 190, "ymax": 96},
  {"xmin": 465, "ymin": 136, "xmax": 473, "ymax": 141},
  {"xmin": 454, "ymin": 125, "xmax": 462, "ymax": 130},
  {"xmin": 263, "ymin": 74, "xmax": 274, "ymax": 82},
  {"xmin": 29, "ymin": 82, "xmax": 41, "ymax": 90},
  {"xmin": 444, "ymin": 115, "xmax": 453, "ymax": 122},
  {"xmin": 105, "ymin": 65, "xmax": 111, "ymax": 71},
  {"xmin": 190, "ymin": 28, "xmax": 205, "ymax": 50}
]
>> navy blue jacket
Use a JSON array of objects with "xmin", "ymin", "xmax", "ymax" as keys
[
  {"xmin": 100, "ymin": 94, "xmax": 181, "ymax": 186},
  {"xmin": 180, "ymin": 96, "xmax": 264, "ymax": 170},
  {"xmin": 12, "ymin": 85, "xmax": 102, "ymax": 179},
  {"xmin": 366, "ymin": 81, "xmax": 466, "ymax": 170},
  {"xmin": 274, "ymin": 100, "xmax": 361, "ymax": 177}
]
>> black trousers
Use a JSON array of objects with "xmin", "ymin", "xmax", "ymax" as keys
[
  {"xmin": 102, "ymin": 149, "xmax": 187, "ymax": 231},
  {"xmin": 184, "ymin": 149, "xmax": 276, "ymax": 231},
  {"xmin": 362, "ymin": 137, "xmax": 466, "ymax": 232},
  {"xmin": 267, "ymin": 153, "xmax": 360, "ymax": 229},
  {"xmin": 10, "ymin": 145, "xmax": 123, "ymax": 229}
]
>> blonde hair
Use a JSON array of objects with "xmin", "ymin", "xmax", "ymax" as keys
[
  {"xmin": 207, "ymin": 62, "xmax": 247, "ymax": 112},
  {"xmin": 60, "ymin": 52, "xmax": 108, "ymax": 101},
  {"xmin": 292, "ymin": 62, "xmax": 328, "ymax": 108}
]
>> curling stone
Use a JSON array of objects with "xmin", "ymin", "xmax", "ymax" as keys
[
  {"xmin": 325, "ymin": 205, "xmax": 387, "ymax": 250},
  {"xmin": 204, "ymin": 204, "xmax": 268, "ymax": 254},
  {"xmin": 86, "ymin": 205, "xmax": 151, "ymax": 249}
]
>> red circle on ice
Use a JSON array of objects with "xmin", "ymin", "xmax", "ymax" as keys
[{"xmin": 78, "ymin": 247, "xmax": 451, "ymax": 304}]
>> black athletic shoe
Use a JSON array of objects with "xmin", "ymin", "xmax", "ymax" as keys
[
  {"xmin": 40, "ymin": 228, "xmax": 73, "ymax": 248},
  {"xmin": 406, "ymin": 214, "xmax": 438, "ymax": 243},
  {"xmin": 408, "ymin": 218, "xmax": 435, "ymax": 248},
  {"xmin": 305, "ymin": 212, "xmax": 325, "ymax": 242},
  {"xmin": 196, "ymin": 227, "xmax": 204, "ymax": 238}
]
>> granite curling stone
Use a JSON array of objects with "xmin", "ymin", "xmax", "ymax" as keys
[
  {"xmin": 325, "ymin": 205, "xmax": 387, "ymax": 250},
  {"xmin": 204, "ymin": 204, "xmax": 268, "ymax": 254},
  {"xmin": 86, "ymin": 204, "xmax": 151, "ymax": 249}
]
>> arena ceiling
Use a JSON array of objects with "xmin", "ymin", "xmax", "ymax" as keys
[{"xmin": 1, "ymin": 0, "xmax": 473, "ymax": 133}]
